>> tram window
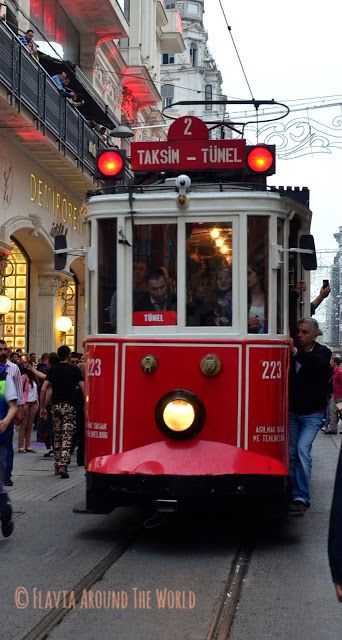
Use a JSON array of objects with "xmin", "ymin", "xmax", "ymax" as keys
[
  {"xmin": 247, "ymin": 216, "xmax": 268, "ymax": 334},
  {"xmin": 288, "ymin": 217, "xmax": 302, "ymax": 337},
  {"xmin": 98, "ymin": 219, "xmax": 117, "ymax": 334},
  {"xmin": 132, "ymin": 224, "xmax": 177, "ymax": 326},
  {"xmin": 186, "ymin": 222, "xmax": 233, "ymax": 327},
  {"xmin": 277, "ymin": 219, "xmax": 285, "ymax": 333}
]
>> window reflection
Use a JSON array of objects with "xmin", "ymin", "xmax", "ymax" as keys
[
  {"xmin": 247, "ymin": 216, "xmax": 268, "ymax": 333},
  {"xmin": 277, "ymin": 219, "xmax": 284, "ymax": 333},
  {"xmin": 98, "ymin": 219, "xmax": 117, "ymax": 334},
  {"xmin": 186, "ymin": 223, "xmax": 233, "ymax": 327}
]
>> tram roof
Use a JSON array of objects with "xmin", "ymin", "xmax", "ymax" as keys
[{"xmin": 86, "ymin": 183, "xmax": 312, "ymax": 223}]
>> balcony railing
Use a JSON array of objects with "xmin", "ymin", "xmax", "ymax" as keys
[{"xmin": 0, "ymin": 20, "xmax": 107, "ymax": 175}]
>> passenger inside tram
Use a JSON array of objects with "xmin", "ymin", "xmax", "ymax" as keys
[
  {"xmin": 247, "ymin": 216, "xmax": 268, "ymax": 334},
  {"xmin": 247, "ymin": 259, "xmax": 266, "ymax": 334},
  {"xmin": 133, "ymin": 260, "xmax": 148, "ymax": 294},
  {"xmin": 190, "ymin": 275, "xmax": 215, "ymax": 326},
  {"xmin": 211, "ymin": 267, "xmax": 233, "ymax": 326},
  {"xmin": 186, "ymin": 222, "xmax": 233, "ymax": 327},
  {"xmin": 134, "ymin": 268, "xmax": 176, "ymax": 312}
]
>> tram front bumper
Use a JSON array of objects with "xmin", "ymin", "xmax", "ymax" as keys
[{"xmin": 85, "ymin": 440, "xmax": 289, "ymax": 513}]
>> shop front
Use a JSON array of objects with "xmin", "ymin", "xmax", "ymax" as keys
[{"xmin": 0, "ymin": 133, "xmax": 86, "ymax": 355}]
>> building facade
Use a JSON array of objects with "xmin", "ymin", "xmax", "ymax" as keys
[
  {"xmin": 160, "ymin": 0, "xmax": 227, "ymax": 137},
  {"xmin": 0, "ymin": 0, "xmax": 181, "ymax": 353}
]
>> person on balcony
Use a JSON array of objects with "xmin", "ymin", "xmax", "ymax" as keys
[
  {"xmin": 63, "ymin": 77, "xmax": 84, "ymax": 108},
  {"xmin": 51, "ymin": 72, "xmax": 84, "ymax": 108},
  {"xmin": 51, "ymin": 70, "xmax": 69, "ymax": 93},
  {"xmin": 19, "ymin": 29, "xmax": 39, "ymax": 62}
]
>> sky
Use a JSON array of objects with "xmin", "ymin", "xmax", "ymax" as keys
[{"xmin": 203, "ymin": 0, "xmax": 342, "ymax": 263}]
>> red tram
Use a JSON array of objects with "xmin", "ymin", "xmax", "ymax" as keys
[{"xmin": 80, "ymin": 113, "xmax": 316, "ymax": 517}]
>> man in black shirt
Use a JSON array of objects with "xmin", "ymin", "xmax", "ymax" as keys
[
  {"xmin": 40, "ymin": 346, "xmax": 84, "ymax": 479},
  {"xmin": 289, "ymin": 318, "xmax": 331, "ymax": 512}
]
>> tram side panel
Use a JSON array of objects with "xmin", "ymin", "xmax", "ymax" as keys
[
  {"xmin": 245, "ymin": 344, "xmax": 289, "ymax": 465},
  {"xmin": 85, "ymin": 342, "xmax": 119, "ymax": 462}
]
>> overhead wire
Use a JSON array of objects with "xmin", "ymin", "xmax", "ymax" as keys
[{"xmin": 217, "ymin": 0, "xmax": 254, "ymax": 100}]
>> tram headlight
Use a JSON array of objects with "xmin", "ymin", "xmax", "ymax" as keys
[
  {"xmin": 155, "ymin": 390, "xmax": 206, "ymax": 440},
  {"xmin": 163, "ymin": 400, "xmax": 195, "ymax": 432}
]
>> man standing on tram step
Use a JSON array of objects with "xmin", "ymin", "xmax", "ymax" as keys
[
  {"xmin": 0, "ymin": 355, "xmax": 18, "ymax": 537},
  {"xmin": 328, "ymin": 439, "xmax": 342, "ymax": 602},
  {"xmin": 40, "ymin": 345, "xmax": 84, "ymax": 479},
  {"xmin": 288, "ymin": 318, "xmax": 331, "ymax": 513}
]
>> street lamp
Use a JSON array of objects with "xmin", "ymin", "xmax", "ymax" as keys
[
  {"xmin": 56, "ymin": 315, "xmax": 73, "ymax": 345},
  {"xmin": 56, "ymin": 315, "xmax": 72, "ymax": 333},
  {"xmin": 110, "ymin": 124, "xmax": 135, "ymax": 138},
  {"xmin": 0, "ymin": 294, "xmax": 12, "ymax": 315}
]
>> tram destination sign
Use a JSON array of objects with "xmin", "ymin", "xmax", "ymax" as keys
[{"xmin": 131, "ymin": 115, "xmax": 246, "ymax": 172}]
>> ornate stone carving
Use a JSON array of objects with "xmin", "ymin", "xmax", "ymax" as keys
[
  {"xmin": 28, "ymin": 214, "xmax": 42, "ymax": 237},
  {"xmin": 38, "ymin": 275, "xmax": 61, "ymax": 296}
]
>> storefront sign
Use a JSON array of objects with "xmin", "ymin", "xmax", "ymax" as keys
[{"xmin": 30, "ymin": 173, "xmax": 84, "ymax": 234}]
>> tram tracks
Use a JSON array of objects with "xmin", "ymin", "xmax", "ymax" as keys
[
  {"xmin": 20, "ymin": 515, "xmax": 254, "ymax": 640},
  {"xmin": 20, "ymin": 535, "xmax": 134, "ymax": 640},
  {"xmin": 206, "ymin": 545, "xmax": 254, "ymax": 640}
]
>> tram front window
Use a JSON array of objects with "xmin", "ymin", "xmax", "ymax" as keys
[
  {"xmin": 132, "ymin": 224, "xmax": 177, "ymax": 326},
  {"xmin": 186, "ymin": 222, "xmax": 233, "ymax": 327}
]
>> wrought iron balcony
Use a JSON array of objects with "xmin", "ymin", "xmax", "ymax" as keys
[{"xmin": 0, "ymin": 20, "xmax": 112, "ymax": 179}]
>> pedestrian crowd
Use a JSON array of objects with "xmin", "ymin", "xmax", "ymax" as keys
[{"xmin": 0, "ymin": 343, "xmax": 85, "ymax": 537}]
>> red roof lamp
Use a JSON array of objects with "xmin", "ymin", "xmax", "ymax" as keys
[
  {"xmin": 96, "ymin": 149, "xmax": 126, "ymax": 178},
  {"xmin": 247, "ymin": 146, "xmax": 274, "ymax": 173}
]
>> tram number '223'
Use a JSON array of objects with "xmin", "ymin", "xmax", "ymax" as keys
[
  {"xmin": 87, "ymin": 358, "xmax": 102, "ymax": 377},
  {"xmin": 261, "ymin": 360, "xmax": 282, "ymax": 380}
]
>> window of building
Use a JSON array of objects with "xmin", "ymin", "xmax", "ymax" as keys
[
  {"xmin": 188, "ymin": 2, "xmax": 200, "ymax": 15},
  {"xmin": 205, "ymin": 84, "xmax": 212, "ymax": 109},
  {"xmin": 165, "ymin": 1, "xmax": 176, "ymax": 8},
  {"xmin": 162, "ymin": 53, "xmax": 175, "ymax": 65},
  {"xmin": 190, "ymin": 42, "xmax": 198, "ymax": 67},
  {"xmin": 2, "ymin": 240, "xmax": 29, "ymax": 350},
  {"xmin": 123, "ymin": 0, "xmax": 130, "ymax": 19},
  {"xmin": 161, "ymin": 84, "xmax": 174, "ymax": 109}
]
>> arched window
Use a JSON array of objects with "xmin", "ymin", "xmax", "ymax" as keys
[
  {"xmin": 161, "ymin": 84, "xmax": 174, "ymax": 109},
  {"xmin": 58, "ymin": 276, "xmax": 77, "ymax": 351},
  {"xmin": 2, "ymin": 239, "xmax": 29, "ymax": 350},
  {"xmin": 205, "ymin": 84, "xmax": 212, "ymax": 109},
  {"xmin": 190, "ymin": 42, "xmax": 198, "ymax": 67}
]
